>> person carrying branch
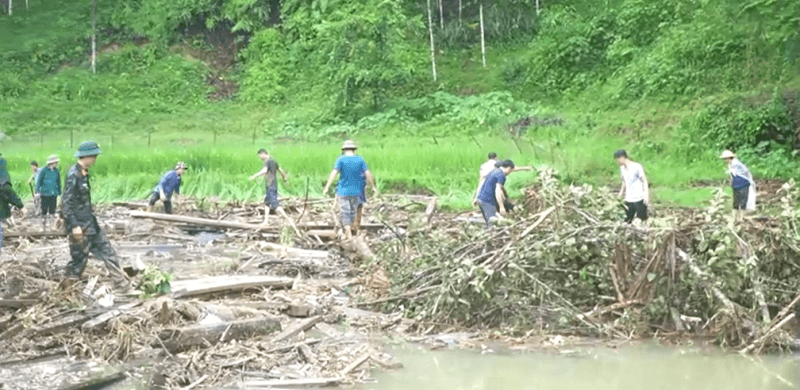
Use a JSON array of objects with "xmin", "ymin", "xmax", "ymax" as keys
[
  {"xmin": 476, "ymin": 159, "xmax": 515, "ymax": 228},
  {"xmin": 63, "ymin": 141, "xmax": 126, "ymax": 282},
  {"xmin": 323, "ymin": 140, "xmax": 377, "ymax": 241},
  {"xmin": 615, "ymin": 150, "xmax": 650, "ymax": 224},
  {"xmin": 0, "ymin": 157, "xmax": 26, "ymax": 252},
  {"xmin": 147, "ymin": 162, "xmax": 187, "ymax": 214},
  {"xmin": 249, "ymin": 148, "xmax": 293, "ymax": 227},
  {"xmin": 35, "ymin": 155, "xmax": 61, "ymax": 229}
]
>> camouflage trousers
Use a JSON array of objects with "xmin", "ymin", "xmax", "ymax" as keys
[{"xmin": 65, "ymin": 228, "xmax": 123, "ymax": 278}]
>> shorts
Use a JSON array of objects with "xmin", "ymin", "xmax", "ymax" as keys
[
  {"xmin": 478, "ymin": 200, "xmax": 497, "ymax": 228},
  {"xmin": 338, "ymin": 195, "xmax": 362, "ymax": 226},
  {"xmin": 148, "ymin": 191, "xmax": 173, "ymax": 214},
  {"xmin": 733, "ymin": 186, "xmax": 749, "ymax": 210},
  {"xmin": 40, "ymin": 195, "xmax": 57, "ymax": 215},
  {"xmin": 624, "ymin": 201, "xmax": 648, "ymax": 223},
  {"xmin": 264, "ymin": 187, "xmax": 280, "ymax": 210}
]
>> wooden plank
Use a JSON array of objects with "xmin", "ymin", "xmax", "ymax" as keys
[
  {"xmin": 271, "ymin": 315, "xmax": 323, "ymax": 343},
  {"xmin": 155, "ymin": 316, "xmax": 281, "ymax": 353},
  {"xmin": 170, "ymin": 275, "xmax": 294, "ymax": 299},
  {"xmin": 4, "ymin": 231, "xmax": 66, "ymax": 238},
  {"xmin": 241, "ymin": 378, "xmax": 341, "ymax": 388},
  {"xmin": 82, "ymin": 302, "xmax": 142, "ymax": 331}
]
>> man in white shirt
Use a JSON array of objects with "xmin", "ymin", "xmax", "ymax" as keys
[
  {"xmin": 615, "ymin": 150, "xmax": 650, "ymax": 224},
  {"xmin": 473, "ymin": 152, "xmax": 499, "ymax": 206}
]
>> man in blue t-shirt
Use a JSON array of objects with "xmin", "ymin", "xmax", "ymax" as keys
[
  {"xmin": 323, "ymin": 140, "xmax": 377, "ymax": 240},
  {"xmin": 477, "ymin": 160, "xmax": 515, "ymax": 228},
  {"xmin": 147, "ymin": 162, "xmax": 187, "ymax": 214}
]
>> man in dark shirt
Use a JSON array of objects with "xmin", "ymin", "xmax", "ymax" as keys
[
  {"xmin": 476, "ymin": 159, "xmax": 515, "ymax": 228},
  {"xmin": 0, "ymin": 157, "xmax": 25, "ymax": 252},
  {"xmin": 249, "ymin": 148, "xmax": 291, "ymax": 226},
  {"xmin": 62, "ymin": 141, "xmax": 125, "ymax": 281},
  {"xmin": 147, "ymin": 162, "xmax": 187, "ymax": 214},
  {"xmin": 36, "ymin": 155, "xmax": 61, "ymax": 230}
]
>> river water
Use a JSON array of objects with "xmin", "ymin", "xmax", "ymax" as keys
[{"xmin": 367, "ymin": 343, "xmax": 800, "ymax": 390}]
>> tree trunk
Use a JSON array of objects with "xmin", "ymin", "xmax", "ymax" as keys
[
  {"xmin": 25, "ymin": 0, "xmax": 27, "ymax": 11},
  {"xmin": 91, "ymin": 0, "xmax": 97, "ymax": 74},
  {"xmin": 458, "ymin": 0, "xmax": 462, "ymax": 22},
  {"xmin": 479, "ymin": 2, "xmax": 486, "ymax": 67},
  {"xmin": 426, "ymin": 0, "xmax": 438, "ymax": 81},
  {"xmin": 8, "ymin": 0, "xmax": 12, "ymax": 16},
  {"xmin": 438, "ymin": 0, "xmax": 444, "ymax": 29},
  {"xmin": 535, "ymin": 0, "xmax": 540, "ymax": 15}
]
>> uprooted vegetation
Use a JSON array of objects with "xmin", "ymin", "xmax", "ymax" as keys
[{"xmin": 373, "ymin": 169, "xmax": 800, "ymax": 352}]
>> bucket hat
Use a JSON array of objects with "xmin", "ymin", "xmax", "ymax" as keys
[
  {"xmin": 75, "ymin": 141, "xmax": 101, "ymax": 158},
  {"xmin": 341, "ymin": 140, "xmax": 358, "ymax": 150},
  {"xmin": 175, "ymin": 162, "xmax": 188, "ymax": 170},
  {"xmin": 47, "ymin": 155, "xmax": 60, "ymax": 165},
  {"xmin": 719, "ymin": 150, "xmax": 736, "ymax": 159}
]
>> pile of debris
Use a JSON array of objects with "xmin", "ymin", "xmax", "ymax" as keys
[
  {"xmin": 0, "ymin": 196, "xmax": 422, "ymax": 388},
  {"xmin": 372, "ymin": 171, "xmax": 800, "ymax": 353}
]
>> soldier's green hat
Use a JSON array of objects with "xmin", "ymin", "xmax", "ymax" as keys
[{"xmin": 75, "ymin": 141, "xmax": 102, "ymax": 158}]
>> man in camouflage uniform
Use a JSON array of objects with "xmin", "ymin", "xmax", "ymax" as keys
[{"xmin": 62, "ymin": 141, "xmax": 125, "ymax": 279}]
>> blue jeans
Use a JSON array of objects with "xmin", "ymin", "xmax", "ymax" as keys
[{"xmin": 478, "ymin": 200, "xmax": 497, "ymax": 228}]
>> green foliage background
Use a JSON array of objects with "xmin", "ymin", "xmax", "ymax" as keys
[{"xmin": 0, "ymin": 0, "xmax": 798, "ymax": 207}]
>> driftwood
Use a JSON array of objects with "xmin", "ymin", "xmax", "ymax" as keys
[
  {"xmin": 130, "ymin": 211, "xmax": 265, "ymax": 231},
  {"xmin": 170, "ymin": 275, "xmax": 294, "ymax": 298},
  {"xmin": 82, "ymin": 302, "xmax": 142, "ymax": 331},
  {"xmin": 0, "ymin": 299, "xmax": 37, "ymax": 308},
  {"xmin": 271, "ymin": 315, "xmax": 323, "ymax": 343},
  {"xmin": 60, "ymin": 371, "xmax": 128, "ymax": 390},
  {"xmin": 241, "ymin": 378, "xmax": 341, "ymax": 388},
  {"xmin": 155, "ymin": 316, "xmax": 281, "ymax": 353}
]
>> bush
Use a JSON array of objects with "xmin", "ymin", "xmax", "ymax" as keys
[{"xmin": 239, "ymin": 29, "xmax": 289, "ymax": 103}]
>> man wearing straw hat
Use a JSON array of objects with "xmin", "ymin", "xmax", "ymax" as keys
[
  {"xmin": 147, "ymin": 162, "xmax": 187, "ymax": 214},
  {"xmin": 323, "ymin": 140, "xmax": 377, "ymax": 241},
  {"xmin": 36, "ymin": 154, "xmax": 62, "ymax": 230},
  {"xmin": 720, "ymin": 150, "xmax": 756, "ymax": 214},
  {"xmin": 63, "ymin": 141, "xmax": 126, "ymax": 282}
]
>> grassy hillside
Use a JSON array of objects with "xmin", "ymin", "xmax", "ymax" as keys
[{"xmin": 0, "ymin": 0, "xmax": 798, "ymax": 209}]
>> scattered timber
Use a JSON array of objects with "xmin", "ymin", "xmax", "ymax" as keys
[
  {"xmin": 155, "ymin": 316, "xmax": 282, "ymax": 353},
  {"xmin": 170, "ymin": 275, "xmax": 294, "ymax": 298}
]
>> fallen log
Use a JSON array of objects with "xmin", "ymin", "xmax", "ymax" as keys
[
  {"xmin": 130, "ymin": 211, "xmax": 265, "ymax": 231},
  {"xmin": 271, "ymin": 315, "xmax": 323, "ymax": 343},
  {"xmin": 155, "ymin": 316, "xmax": 281, "ymax": 353},
  {"xmin": 170, "ymin": 275, "xmax": 294, "ymax": 298},
  {"xmin": 0, "ymin": 299, "xmax": 37, "ymax": 308},
  {"xmin": 240, "ymin": 378, "xmax": 341, "ymax": 388},
  {"xmin": 61, "ymin": 371, "xmax": 127, "ymax": 390}
]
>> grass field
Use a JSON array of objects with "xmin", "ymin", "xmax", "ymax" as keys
[{"xmin": 1, "ymin": 124, "xmax": 735, "ymax": 210}]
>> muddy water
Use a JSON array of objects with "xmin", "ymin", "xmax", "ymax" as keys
[{"xmin": 368, "ymin": 343, "xmax": 800, "ymax": 390}]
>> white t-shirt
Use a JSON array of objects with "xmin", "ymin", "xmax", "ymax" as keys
[
  {"xmin": 476, "ymin": 159, "xmax": 498, "ymax": 196},
  {"xmin": 620, "ymin": 162, "xmax": 646, "ymax": 202}
]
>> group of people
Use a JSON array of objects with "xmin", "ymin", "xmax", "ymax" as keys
[
  {"xmin": 470, "ymin": 149, "xmax": 756, "ymax": 228},
  {"xmin": 0, "ymin": 138, "xmax": 758, "ymax": 283}
]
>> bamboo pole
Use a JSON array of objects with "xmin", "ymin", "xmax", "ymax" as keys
[
  {"xmin": 427, "ymin": 0, "xmax": 438, "ymax": 81},
  {"xmin": 91, "ymin": 0, "xmax": 97, "ymax": 74},
  {"xmin": 479, "ymin": 3, "xmax": 486, "ymax": 68}
]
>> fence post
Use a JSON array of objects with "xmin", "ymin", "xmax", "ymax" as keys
[
  {"xmin": 148, "ymin": 132, "xmax": 151, "ymax": 148},
  {"xmin": 70, "ymin": 129, "xmax": 74, "ymax": 149},
  {"xmin": 40, "ymin": 132, "xmax": 43, "ymax": 149}
]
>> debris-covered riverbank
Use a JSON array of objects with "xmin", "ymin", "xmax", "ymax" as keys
[{"xmin": 1, "ymin": 175, "xmax": 799, "ymax": 388}]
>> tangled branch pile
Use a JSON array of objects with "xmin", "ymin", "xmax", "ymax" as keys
[{"xmin": 375, "ymin": 170, "xmax": 800, "ymax": 352}]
